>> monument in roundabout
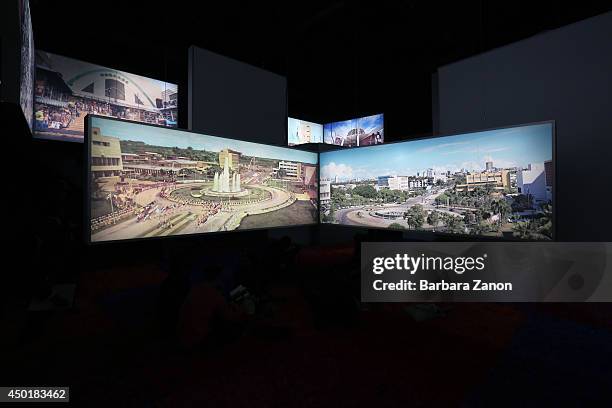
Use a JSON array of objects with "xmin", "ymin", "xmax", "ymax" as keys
[{"xmin": 191, "ymin": 156, "xmax": 250, "ymax": 198}]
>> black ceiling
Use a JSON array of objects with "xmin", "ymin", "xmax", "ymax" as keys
[{"xmin": 30, "ymin": 1, "xmax": 612, "ymax": 140}]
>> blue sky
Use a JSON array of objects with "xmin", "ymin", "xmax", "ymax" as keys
[
  {"xmin": 92, "ymin": 117, "xmax": 318, "ymax": 164},
  {"xmin": 324, "ymin": 113, "xmax": 383, "ymax": 144},
  {"xmin": 288, "ymin": 117, "xmax": 323, "ymax": 144},
  {"xmin": 321, "ymin": 123, "xmax": 553, "ymax": 180}
]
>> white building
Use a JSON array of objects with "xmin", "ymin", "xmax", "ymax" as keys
[
  {"xmin": 517, "ymin": 163, "xmax": 547, "ymax": 202},
  {"xmin": 409, "ymin": 179, "xmax": 427, "ymax": 189},
  {"xmin": 433, "ymin": 172, "xmax": 447, "ymax": 183},
  {"xmin": 388, "ymin": 176, "xmax": 409, "ymax": 191},
  {"xmin": 274, "ymin": 161, "xmax": 301, "ymax": 180},
  {"xmin": 320, "ymin": 179, "xmax": 331, "ymax": 205}
]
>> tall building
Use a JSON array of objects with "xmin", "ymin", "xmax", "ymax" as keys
[
  {"xmin": 433, "ymin": 172, "xmax": 447, "ymax": 183},
  {"xmin": 91, "ymin": 127, "xmax": 123, "ymax": 178},
  {"xmin": 517, "ymin": 163, "xmax": 547, "ymax": 202},
  {"xmin": 320, "ymin": 179, "xmax": 331, "ymax": 205},
  {"xmin": 388, "ymin": 176, "xmax": 409, "ymax": 191},
  {"xmin": 544, "ymin": 160, "xmax": 553, "ymax": 201},
  {"xmin": 300, "ymin": 122, "xmax": 312, "ymax": 144},
  {"xmin": 486, "ymin": 161, "xmax": 494, "ymax": 171},
  {"xmin": 218, "ymin": 148, "xmax": 241, "ymax": 170},
  {"xmin": 544, "ymin": 160, "xmax": 553, "ymax": 187}
]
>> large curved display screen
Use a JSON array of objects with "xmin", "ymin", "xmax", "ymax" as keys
[
  {"xmin": 320, "ymin": 122, "xmax": 554, "ymax": 240},
  {"xmin": 87, "ymin": 116, "xmax": 318, "ymax": 243},
  {"xmin": 35, "ymin": 51, "xmax": 178, "ymax": 142}
]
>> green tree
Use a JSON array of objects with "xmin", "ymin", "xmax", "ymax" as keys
[
  {"xmin": 436, "ymin": 193, "xmax": 449, "ymax": 206},
  {"xmin": 538, "ymin": 218, "xmax": 553, "ymax": 239},
  {"xmin": 513, "ymin": 221, "xmax": 536, "ymax": 239},
  {"xmin": 491, "ymin": 199, "xmax": 512, "ymax": 225},
  {"xmin": 427, "ymin": 211, "xmax": 441, "ymax": 228},
  {"xmin": 331, "ymin": 188, "xmax": 347, "ymax": 207},
  {"xmin": 443, "ymin": 213, "xmax": 466, "ymax": 234},
  {"xmin": 403, "ymin": 204, "xmax": 425, "ymax": 230},
  {"xmin": 352, "ymin": 184, "xmax": 377, "ymax": 199}
]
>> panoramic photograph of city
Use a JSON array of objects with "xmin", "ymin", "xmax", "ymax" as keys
[
  {"xmin": 34, "ymin": 51, "xmax": 178, "ymax": 142},
  {"xmin": 320, "ymin": 122, "xmax": 553, "ymax": 239},
  {"xmin": 88, "ymin": 116, "xmax": 318, "ymax": 242},
  {"xmin": 324, "ymin": 113, "xmax": 384, "ymax": 146}
]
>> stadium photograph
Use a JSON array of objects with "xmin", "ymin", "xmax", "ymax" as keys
[
  {"xmin": 34, "ymin": 51, "xmax": 178, "ymax": 142},
  {"xmin": 88, "ymin": 116, "xmax": 318, "ymax": 242},
  {"xmin": 323, "ymin": 113, "xmax": 384, "ymax": 147}
]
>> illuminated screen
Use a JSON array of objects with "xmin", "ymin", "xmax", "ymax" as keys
[
  {"xmin": 0, "ymin": 0, "xmax": 34, "ymax": 130},
  {"xmin": 19, "ymin": 0, "xmax": 34, "ymax": 131},
  {"xmin": 320, "ymin": 122, "xmax": 554, "ymax": 240},
  {"xmin": 323, "ymin": 113, "xmax": 384, "ymax": 147},
  {"xmin": 35, "ymin": 51, "xmax": 178, "ymax": 142},
  {"xmin": 87, "ymin": 116, "xmax": 318, "ymax": 243},
  {"xmin": 287, "ymin": 117, "xmax": 323, "ymax": 145}
]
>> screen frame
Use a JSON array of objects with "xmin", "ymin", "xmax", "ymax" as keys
[
  {"xmin": 319, "ymin": 120, "xmax": 556, "ymax": 242},
  {"xmin": 84, "ymin": 114, "xmax": 319, "ymax": 245}
]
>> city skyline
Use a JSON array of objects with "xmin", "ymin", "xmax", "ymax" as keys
[
  {"xmin": 92, "ymin": 117, "xmax": 319, "ymax": 165},
  {"xmin": 321, "ymin": 123, "xmax": 552, "ymax": 181}
]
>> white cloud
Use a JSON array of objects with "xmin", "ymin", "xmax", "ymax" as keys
[{"xmin": 321, "ymin": 162, "xmax": 353, "ymax": 180}]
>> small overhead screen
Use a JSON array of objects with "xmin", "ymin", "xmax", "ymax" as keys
[
  {"xmin": 34, "ymin": 51, "xmax": 178, "ymax": 142},
  {"xmin": 87, "ymin": 116, "xmax": 318, "ymax": 243},
  {"xmin": 320, "ymin": 122, "xmax": 554, "ymax": 240},
  {"xmin": 288, "ymin": 117, "xmax": 323, "ymax": 145},
  {"xmin": 324, "ymin": 113, "xmax": 384, "ymax": 147}
]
